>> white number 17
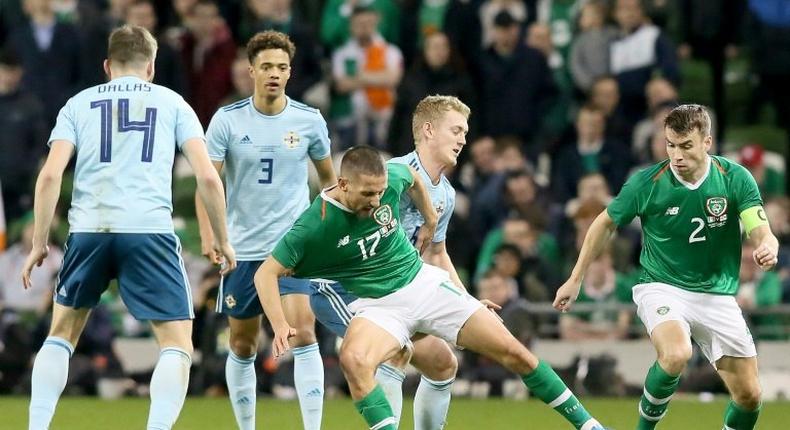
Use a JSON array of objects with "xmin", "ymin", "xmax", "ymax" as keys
[{"xmin": 357, "ymin": 231, "xmax": 382, "ymax": 260}]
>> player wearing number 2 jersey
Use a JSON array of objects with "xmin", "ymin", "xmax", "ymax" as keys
[
  {"xmin": 21, "ymin": 25, "xmax": 235, "ymax": 430},
  {"xmin": 195, "ymin": 31, "xmax": 336, "ymax": 430},
  {"xmin": 555, "ymin": 104, "xmax": 779, "ymax": 430},
  {"xmin": 257, "ymin": 146, "xmax": 606, "ymax": 430}
]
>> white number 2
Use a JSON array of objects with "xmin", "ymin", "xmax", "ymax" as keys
[
  {"xmin": 689, "ymin": 217, "xmax": 706, "ymax": 243},
  {"xmin": 357, "ymin": 231, "xmax": 382, "ymax": 260}
]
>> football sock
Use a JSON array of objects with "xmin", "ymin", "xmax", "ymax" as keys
[
  {"xmin": 375, "ymin": 363, "xmax": 405, "ymax": 427},
  {"xmin": 522, "ymin": 360, "xmax": 600, "ymax": 430},
  {"xmin": 293, "ymin": 343, "xmax": 324, "ymax": 430},
  {"xmin": 29, "ymin": 337, "xmax": 73, "ymax": 430},
  {"xmin": 147, "ymin": 347, "xmax": 191, "ymax": 430},
  {"xmin": 354, "ymin": 385, "xmax": 397, "ymax": 430},
  {"xmin": 637, "ymin": 361, "xmax": 680, "ymax": 430},
  {"xmin": 226, "ymin": 351, "xmax": 257, "ymax": 430},
  {"xmin": 414, "ymin": 375, "xmax": 454, "ymax": 430},
  {"xmin": 723, "ymin": 400, "xmax": 760, "ymax": 430}
]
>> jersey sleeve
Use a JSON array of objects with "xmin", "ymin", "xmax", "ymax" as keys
[
  {"xmin": 387, "ymin": 163, "xmax": 414, "ymax": 197},
  {"xmin": 732, "ymin": 164, "xmax": 763, "ymax": 213},
  {"xmin": 271, "ymin": 220, "xmax": 311, "ymax": 269},
  {"xmin": 174, "ymin": 97, "xmax": 205, "ymax": 150},
  {"xmin": 205, "ymin": 111, "xmax": 230, "ymax": 161},
  {"xmin": 607, "ymin": 171, "xmax": 644, "ymax": 226},
  {"xmin": 48, "ymin": 98, "xmax": 77, "ymax": 148},
  {"xmin": 308, "ymin": 115, "xmax": 331, "ymax": 160},
  {"xmin": 433, "ymin": 186, "xmax": 456, "ymax": 243}
]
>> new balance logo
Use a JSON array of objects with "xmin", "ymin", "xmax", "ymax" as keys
[
  {"xmin": 665, "ymin": 207, "xmax": 679, "ymax": 215},
  {"xmin": 306, "ymin": 388, "xmax": 323, "ymax": 397},
  {"xmin": 337, "ymin": 235, "xmax": 350, "ymax": 247},
  {"xmin": 239, "ymin": 135, "xmax": 252, "ymax": 144}
]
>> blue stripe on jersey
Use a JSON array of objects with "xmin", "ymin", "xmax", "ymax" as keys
[
  {"xmin": 221, "ymin": 98, "xmax": 249, "ymax": 111},
  {"xmin": 222, "ymin": 100, "xmax": 250, "ymax": 112}
]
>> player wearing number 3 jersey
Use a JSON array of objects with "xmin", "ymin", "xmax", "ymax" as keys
[
  {"xmin": 555, "ymin": 104, "xmax": 780, "ymax": 430},
  {"xmin": 21, "ymin": 25, "xmax": 235, "ymax": 430}
]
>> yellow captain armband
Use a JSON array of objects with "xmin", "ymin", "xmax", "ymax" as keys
[{"xmin": 740, "ymin": 206, "xmax": 769, "ymax": 235}]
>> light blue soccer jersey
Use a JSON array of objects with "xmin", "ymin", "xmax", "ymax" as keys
[
  {"xmin": 388, "ymin": 151, "xmax": 455, "ymax": 243},
  {"xmin": 207, "ymin": 97, "xmax": 331, "ymax": 260},
  {"xmin": 49, "ymin": 76, "xmax": 204, "ymax": 233}
]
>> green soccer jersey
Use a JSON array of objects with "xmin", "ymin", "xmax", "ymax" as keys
[
  {"xmin": 271, "ymin": 163, "xmax": 423, "ymax": 298},
  {"xmin": 607, "ymin": 156, "xmax": 763, "ymax": 295}
]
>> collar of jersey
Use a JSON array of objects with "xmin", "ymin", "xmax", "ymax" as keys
[
  {"xmin": 411, "ymin": 151, "xmax": 443, "ymax": 189},
  {"xmin": 251, "ymin": 96, "xmax": 289, "ymax": 119},
  {"xmin": 669, "ymin": 155, "xmax": 711, "ymax": 190},
  {"xmin": 320, "ymin": 186, "xmax": 353, "ymax": 212}
]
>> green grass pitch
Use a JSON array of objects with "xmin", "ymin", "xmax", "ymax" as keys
[{"xmin": 3, "ymin": 397, "xmax": 788, "ymax": 429}]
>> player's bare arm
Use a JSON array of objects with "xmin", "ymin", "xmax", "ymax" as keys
[
  {"xmin": 253, "ymin": 257, "xmax": 296, "ymax": 357},
  {"xmin": 405, "ymin": 166, "xmax": 438, "ymax": 254},
  {"xmin": 183, "ymin": 139, "xmax": 236, "ymax": 275},
  {"xmin": 554, "ymin": 209, "xmax": 617, "ymax": 312},
  {"xmin": 312, "ymin": 156, "xmax": 338, "ymax": 188},
  {"xmin": 194, "ymin": 160, "xmax": 224, "ymax": 264},
  {"xmin": 21, "ymin": 140, "xmax": 74, "ymax": 289},
  {"xmin": 747, "ymin": 224, "xmax": 779, "ymax": 270}
]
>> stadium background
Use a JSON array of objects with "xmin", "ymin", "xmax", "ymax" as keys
[{"xmin": 0, "ymin": 0, "xmax": 788, "ymax": 428}]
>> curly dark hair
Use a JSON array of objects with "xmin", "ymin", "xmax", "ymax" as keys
[{"xmin": 246, "ymin": 30, "xmax": 296, "ymax": 64}]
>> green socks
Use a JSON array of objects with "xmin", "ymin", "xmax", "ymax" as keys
[
  {"xmin": 522, "ymin": 360, "xmax": 600, "ymax": 430},
  {"xmin": 723, "ymin": 400, "xmax": 761, "ymax": 430},
  {"xmin": 637, "ymin": 361, "xmax": 681, "ymax": 430},
  {"xmin": 354, "ymin": 384, "xmax": 397, "ymax": 430}
]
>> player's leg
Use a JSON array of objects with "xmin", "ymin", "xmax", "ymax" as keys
[
  {"xmin": 631, "ymin": 283, "xmax": 693, "ymax": 430},
  {"xmin": 407, "ymin": 334, "xmax": 458, "ymax": 430},
  {"xmin": 717, "ymin": 357, "xmax": 762, "ymax": 430},
  {"xmin": 340, "ymin": 316, "xmax": 405, "ymax": 430},
  {"xmin": 30, "ymin": 233, "xmax": 112, "ymax": 430},
  {"xmin": 115, "ymin": 233, "xmax": 194, "ymax": 430},
  {"xmin": 217, "ymin": 261, "xmax": 266, "ymax": 430},
  {"xmin": 282, "ymin": 278, "xmax": 323, "ymax": 430},
  {"xmin": 456, "ymin": 308, "xmax": 604, "ymax": 430}
]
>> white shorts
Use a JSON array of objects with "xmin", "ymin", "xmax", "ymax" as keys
[
  {"xmin": 632, "ymin": 283, "xmax": 757, "ymax": 364},
  {"xmin": 347, "ymin": 263, "xmax": 484, "ymax": 348}
]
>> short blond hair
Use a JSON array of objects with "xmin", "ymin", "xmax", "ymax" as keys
[
  {"xmin": 411, "ymin": 95, "xmax": 471, "ymax": 142},
  {"xmin": 108, "ymin": 24, "xmax": 157, "ymax": 66}
]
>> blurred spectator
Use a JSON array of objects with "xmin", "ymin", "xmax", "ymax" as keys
[
  {"xmin": 389, "ymin": 31, "xmax": 476, "ymax": 154},
  {"xmin": 644, "ymin": 76, "xmax": 678, "ymax": 111},
  {"xmin": 478, "ymin": 0, "xmax": 532, "ymax": 48},
  {"xmin": 566, "ymin": 199, "xmax": 607, "ymax": 268},
  {"xmin": 77, "ymin": 0, "xmax": 131, "ymax": 87},
  {"xmin": 320, "ymin": 0, "xmax": 400, "ymax": 50},
  {"xmin": 220, "ymin": 52, "xmax": 255, "ymax": 105},
  {"xmin": 738, "ymin": 144, "xmax": 786, "ymax": 200},
  {"xmin": 559, "ymin": 250, "xmax": 633, "ymax": 340},
  {"xmin": 0, "ymin": 215, "xmax": 62, "ymax": 314},
  {"xmin": 476, "ymin": 10, "xmax": 556, "ymax": 159},
  {"xmin": 677, "ymin": 0, "xmax": 744, "ymax": 138},
  {"xmin": 179, "ymin": 0, "xmax": 236, "ymax": 126},
  {"xmin": 443, "ymin": 0, "xmax": 485, "ymax": 69},
  {"xmin": 588, "ymin": 76, "xmax": 630, "ymax": 144},
  {"xmin": 563, "ymin": 172, "xmax": 612, "ymax": 220},
  {"xmin": 7, "ymin": 0, "xmax": 83, "ymax": 124},
  {"xmin": 609, "ymin": 0, "xmax": 679, "ymax": 124},
  {"xmin": 527, "ymin": 22, "xmax": 573, "ymax": 140},
  {"xmin": 737, "ymin": 242, "xmax": 785, "ymax": 340},
  {"xmin": 162, "ymin": 0, "xmax": 198, "ymax": 46},
  {"xmin": 551, "ymin": 105, "xmax": 631, "ymax": 203},
  {"xmin": 458, "ymin": 136, "xmax": 498, "ymax": 197},
  {"xmin": 124, "ymin": 0, "xmax": 188, "ymax": 95},
  {"xmin": 238, "ymin": 0, "xmax": 323, "ymax": 101},
  {"xmin": 0, "ymin": 48, "xmax": 48, "ymax": 219},
  {"xmin": 570, "ymin": 0, "xmax": 615, "ymax": 93},
  {"xmin": 330, "ymin": 6, "xmax": 403, "ymax": 150},
  {"xmin": 631, "ymin": 100, "xmax": 673, "ymax": 165}
]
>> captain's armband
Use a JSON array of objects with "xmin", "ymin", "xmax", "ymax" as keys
[{"xmin": 740, "ymin": 206, "xmax": 769, "ymax": 235}]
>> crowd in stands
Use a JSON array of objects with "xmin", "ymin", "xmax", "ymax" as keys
[{"xmin": 1, "ymin": 0, "xmax": 789, "ymax": 398}]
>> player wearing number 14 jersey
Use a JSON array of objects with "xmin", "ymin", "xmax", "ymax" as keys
[
  {"xmin": 21, "ymin": 25, "xmax": 235, "ymax": 430},
  {"xmin": 555, "ymin": 105, "xmax": 779, "ymax": 430}
]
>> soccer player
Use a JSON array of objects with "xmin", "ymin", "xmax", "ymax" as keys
[
  {"xmin": 554, "ymin": 104, "xmax": 778, "ymax": 430},
  {"xmin": 20, "ymin": 25, "xmax": 235, "ymax": 430},
  {"xmin": 256, "ymin": 146, "xmax": 606, "ymax": 430},
  {"xmin": 194, "ymin": 31, "xmax": 337, "ymax": 430},
  {"xmin": 310, "ymin": 95, "xmax": 479, "ymax": 429}
]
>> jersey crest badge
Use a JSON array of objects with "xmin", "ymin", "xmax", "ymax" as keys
[
  {"xmin": 373, "ymin": 205, "xmax": 394, "ymax": 226},
  {"xmin": 224, "ymin": 294, "xmax": 237, "ymax": 309},
  {"xmin": 705, "ymin": 197, "xmax": 727, "ymax": 218},
  {"xmin": 283, "ymin": 131, "xmax": 300, "ymax": 149}
]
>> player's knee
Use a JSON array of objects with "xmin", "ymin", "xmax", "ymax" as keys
[
  {"xmin": 499, "ymin": 341, "xmax": 536, "ymax": 374},
  {"xmin": 289, "ymin": 324, "xmax": 317, "ymax": 347},
  {"xmin": 657, "ymin": 346, "xmax": 692, "ymax": 375},
  {"xmin": 229, "ymin": 335, "xmax": 258, "ymax": 358},
  {"xmin": 422, "ymin": 349, "xmax": 458, "ymax": 381},
  {"xmin": 339, "ymin": 346, "xmax": 376, "ymax": 377},
  {"xmin": 733, "ymin": 384, "xmax": 762, "ymax": 410}
]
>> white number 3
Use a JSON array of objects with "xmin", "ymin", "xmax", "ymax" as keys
[{"xmin": 689, "ymin": 217, "xmax": 706, "ymax": 243}]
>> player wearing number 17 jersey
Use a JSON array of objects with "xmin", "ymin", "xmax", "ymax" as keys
[
  {"xmin": 555, "ymin": 104, "xmax": 779, "ymax": 430},
  {"xmin": 20, "ymin": 25, "xmax": 235, "ymax": 430}
]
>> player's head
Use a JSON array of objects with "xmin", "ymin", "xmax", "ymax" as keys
[
  {"xmin": 338, "ymin": 146, "xmax": 387, "ymax": 217},
  {"xmin": 664, "ymin": 104, "xmax": 712, "ymax": 178},
  {"xmin": 104, "ymin": 24, "xmax": 158, "ymax": 82},
  {"xmin": 246, "ymin": 30, "xmax": 295, "ymax": 99},
  {"xmin": 412, "ymin": 95, "xmax": 470, "ymax": 168}
]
